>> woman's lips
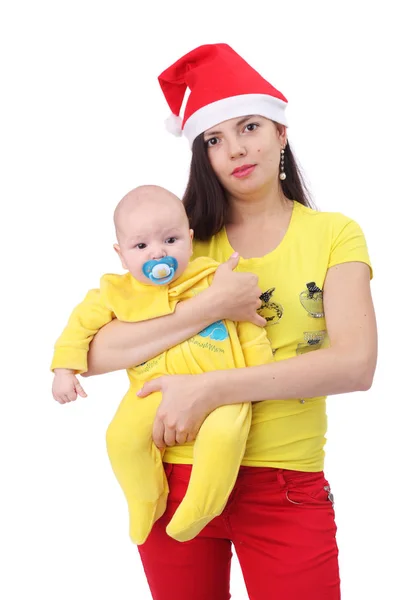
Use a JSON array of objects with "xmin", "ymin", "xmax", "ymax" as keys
[{"xmin": 231, "ymin": 164, "xmax": 256, "ymax": 178}]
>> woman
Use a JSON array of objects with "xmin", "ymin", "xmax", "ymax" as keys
[{"xmin": 84, "ymin": 44, "xmax": 377, "ymax": 599}]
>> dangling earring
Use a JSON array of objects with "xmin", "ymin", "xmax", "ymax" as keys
[{"xmin": 279, "ymin": 148, "xmax": 286, "ymax": 181}]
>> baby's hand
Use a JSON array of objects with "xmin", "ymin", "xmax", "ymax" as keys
[{"xmin": 52, "ymin": 369, "xmax": 88, "ymax": 404}]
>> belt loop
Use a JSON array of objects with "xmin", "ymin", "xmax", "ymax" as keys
[{"xmin": 276, "ymin": 469, "xmax": 286, "ymax": 487}]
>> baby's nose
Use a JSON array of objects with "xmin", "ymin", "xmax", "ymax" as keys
[{"xmin": 151, "ymin": 248, "xmax": 167, "ymax": 260}]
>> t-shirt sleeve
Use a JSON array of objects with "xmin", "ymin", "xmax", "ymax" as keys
[{"xmin": 328, "ymin": 216, "xmax": 373, "ymax": 279}]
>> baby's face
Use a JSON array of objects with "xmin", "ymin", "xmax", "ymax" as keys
[{"xmin": 116, "ymin": 201, "xmax": 193, "ymax": 285}]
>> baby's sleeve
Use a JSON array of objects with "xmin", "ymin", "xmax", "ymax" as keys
[
  {"xmin": 236, "ymin": 322, "xmax": 274, "ymax": 367},
  {"xmin": 50, "ymin": 284, "xmax": 115, "ymax": 374},
  {"xmin": 328, "ymin": 215, "xmax": 373, "ymax": 279}
]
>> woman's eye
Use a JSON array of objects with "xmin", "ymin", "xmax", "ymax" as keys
[
  {"xmin": 166, "ymin": 237, "xmax": 177, "ymax": 244},
  {"xmin": 135, "ymin": 243, "xmax": 147, "ymax": 249},
  {"xmin": 206, "ymin": 137, "xmax": 219, "ymax": 147},
  {"xmin": 244, "ymin": 123, "xmax": 258, "ymax": 132}
]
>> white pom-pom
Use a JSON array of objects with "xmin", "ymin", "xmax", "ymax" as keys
[{"xmin": 165, "ymin": 113, "xmax": 183, "ymax": 137}]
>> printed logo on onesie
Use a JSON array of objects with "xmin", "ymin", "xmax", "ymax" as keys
[
  {"xmin": 299, "ymin": 282, "xmax": 324, "ymax": 318},
  {"xmin": 198, "ymin": 320, "xmax": 228, "ymax": 341},
  {"xmin": 258, "ymin": 288, "xmax": 284, "ymax": 326},
  {"xmin": 135, "ymin": 355, "xmax": 163, "ymax": 374}
]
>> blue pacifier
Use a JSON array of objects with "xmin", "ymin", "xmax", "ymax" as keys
[{"xmin": 142, "ymin": 256, "xmax": 178, "ymax": 285}]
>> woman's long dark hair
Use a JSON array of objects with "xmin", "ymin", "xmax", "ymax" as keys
[{"xmin": 183, "ymin": 129, "xmax": 315, "ymax": 241}]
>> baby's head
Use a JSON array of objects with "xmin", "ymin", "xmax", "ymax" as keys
[{"xmin": 113, "ymin": 185, "xmax": 194, "ymax": 285}]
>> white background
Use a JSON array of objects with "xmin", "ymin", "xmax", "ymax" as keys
[{"xmin": 1, "ymin": 1, "xmax": 399, "ymax": 598}]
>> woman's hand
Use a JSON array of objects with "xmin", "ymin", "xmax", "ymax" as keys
[
  {"xmin": 209, "ymin": 253, "xmax": 266, "ymax": 327},
  {"xmin": 137, "ymin": 374, "xmax": 217, "ymax": 449}
]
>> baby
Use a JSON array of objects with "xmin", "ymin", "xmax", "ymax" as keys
[{"xmin": 51, "ymin": 185, "xmax": 273, "ymax": 544}]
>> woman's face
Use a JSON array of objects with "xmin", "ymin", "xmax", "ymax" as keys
[{"xmin": 203, "ymin": 115, "xmax": 286, "ymax": 199}]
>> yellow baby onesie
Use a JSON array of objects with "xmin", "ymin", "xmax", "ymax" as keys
[{"xmin": 51, "ymin": 257, "xmax": 273, "ymax": 543}]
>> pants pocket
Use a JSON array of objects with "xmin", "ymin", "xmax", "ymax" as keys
[{"xmin": 283, "ymin": 472, "xmax": 334, "ymax": 507}]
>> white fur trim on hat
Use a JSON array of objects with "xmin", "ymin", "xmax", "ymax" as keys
[
  {"xmin": 183, "ymin": 94, "xmax": 288, "ymax": 146},
  {"xmin": 165, "ymin": 113, "xmax": 183, "ymax": 137}
]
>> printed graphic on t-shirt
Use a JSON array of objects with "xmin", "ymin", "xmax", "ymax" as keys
[
  {"xmin": 299, "ymin": 282, "xmax": 324, "ymax": 318},
  {"xmin": 296, "ymin": 330, "xmax": 327, "ymax": 355},
  {"xmin": 258, "ymin": 288, "xmax": 283, "ymax": 326}
]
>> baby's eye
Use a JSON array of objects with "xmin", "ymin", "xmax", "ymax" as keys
[
  {"xmin": 166, "ymin": 237, "xmax": 177, "ymax": 244},
  {"xmin": 135, "ymin": 243, "xmax": 147, "ymax": 250},
  {"xmin": 244, "ymin": 123, "xmax": 258, "ymax": 132},
  {"xmin": 205, "ymin": 137, "xmax": 219, "ymax": 147}
]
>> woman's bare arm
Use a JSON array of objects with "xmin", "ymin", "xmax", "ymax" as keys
[
  {"xmin": 83, "ymin": 255, "xmax": 265, "ymax": 376},
  {"xmin": 208, "ymin": 261, "xmax": 377, "ymax": 404},
  {"xmin": 84, "ymin": 290, "xmax": 218, "ymax": 375},
  {"xmin": 137, "ymin": 262, "xmax": 377, "ymax": 448}
]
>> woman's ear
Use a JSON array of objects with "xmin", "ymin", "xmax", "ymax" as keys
[{"xmin": 276, "ymin": 124, "xmax": 287, "ymax": 147}]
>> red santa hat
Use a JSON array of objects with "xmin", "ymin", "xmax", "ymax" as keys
[{"xmin": 158, "ymin": 43, "xmax": 288, "ymax": 146}]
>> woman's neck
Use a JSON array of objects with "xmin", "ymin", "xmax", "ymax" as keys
[{"xmin": 226, "ymin": 185, "xmax": 291, "ymax": 226}]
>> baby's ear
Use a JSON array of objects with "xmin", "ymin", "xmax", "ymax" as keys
[
  {"xmin": 113, "ymin": 244, "xmax": 128, "ymax": 270},
  {"xmin": 189, "ymin": 229, "xmax": 194, "ymax": 255}
]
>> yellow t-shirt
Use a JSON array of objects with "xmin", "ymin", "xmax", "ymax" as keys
[{"xmin": 188, "ymin": 201, "xmax": 373, "ymax": 472}]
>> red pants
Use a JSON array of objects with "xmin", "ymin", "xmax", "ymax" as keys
[{"xmin": 138, "ymin": 464, "xmax": 340, "ymax": 600}]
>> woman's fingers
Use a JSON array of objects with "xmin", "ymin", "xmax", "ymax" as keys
[
  {"xmin": 251, "ymin": 313, "xmax": 267, "ymax": 327},
  {"xmin": 149, "ymin": 374, "xmax": 215, "ymax": 449},
  {"xmin": 223, "ymin": 252, "xmax": 240, "ymax": 270},
  {"xmin": 163, "ymin": 425, "xmax": 177, "ymax": 447},
  {"xmin": 186, "ymin": 428, "xmax": 199, "ymax": 443},
  {"xmin": 175, "ymin": 428, "xmax": 189, "ymax": 445},
  {"xmin": 152, "ymin": 418, "xmax": 166, "ymax": 450},
  {"xmin": 211, "ymin": 261, "xmax": 266, "ymax": 324},
  {"xmin": 153, "ymin": 419, "xmax": 188, "ymax": 448},
  {"xmin": 137, "ymin": 377, "xmax": 164, "ymax": 398}
]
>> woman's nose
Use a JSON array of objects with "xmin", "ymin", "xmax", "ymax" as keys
[{"xmin": 229, "ymin": 140, "xmax": 247, "ymax": 159}]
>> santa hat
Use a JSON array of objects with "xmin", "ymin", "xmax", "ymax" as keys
[{"xmin": 158, "ymin": 43, "xmax": 288, "ymax": 146}]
